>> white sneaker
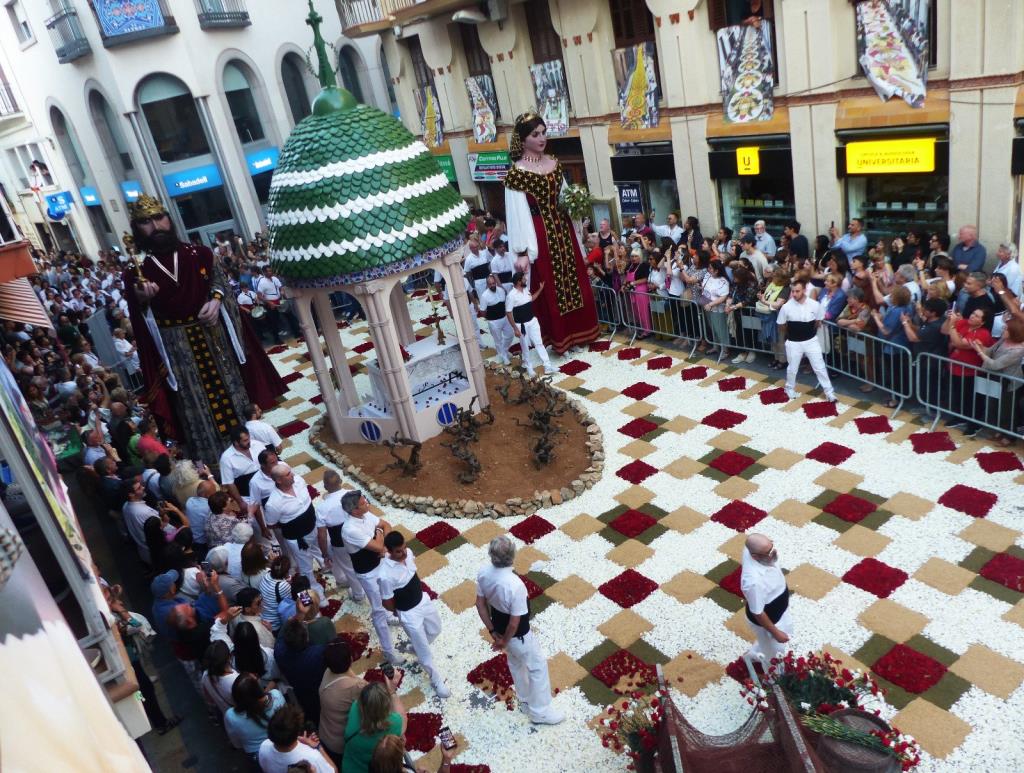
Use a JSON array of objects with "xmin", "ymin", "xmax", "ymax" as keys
[
  {"xmin": 543, "ymin": 364, "xmax": 558, "ymax": 375},
  {"xmin": 745, "ymin": 352, "xmax": 757, "ymax": 363},
  {"xmin": 731, "ymin": 353, "xmax": 747, "ymax": 364},
  {"xmin": 432, "ymin": 680, "xmax": 451, "ymax": 699},
  {"xmin": 385, "ymin": 653, "xmax": 407, "ymax": 667},
  {"xmin": 519, "ymin": 701, "xmax": 530, "ymax": 715},
  {"xmin": 785, "ymin": 389, "xmax": 798, "ymax": 400},
  {"xmin": 530, "ymin": 708, "xmax": 566, "ymax": 725}
]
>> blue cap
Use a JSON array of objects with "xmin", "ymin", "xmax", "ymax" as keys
[{"xmin": 150, "ymin": 570, "xmax": 177, "ymax": 597}]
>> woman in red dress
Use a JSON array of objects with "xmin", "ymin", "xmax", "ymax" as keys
[{"xmin": 503, "ymin": 113, "xmax": 599, "ymax": 354}]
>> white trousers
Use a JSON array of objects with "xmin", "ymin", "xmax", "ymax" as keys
[
  {"xmin": 505, "ymin": 630, "xmax": 556, "ymax": 721},
  {"xmin": 785, "ymin": 338, "xmax": 835, "ymax": 398},
  {"xmin": 355, "ymin": 569, "xmax": 396, "ymax": 659},
  {"xmin": 487, "ymin": 317, "xmax": 515, "ymax": 362},
  {"xmin": 745, "ymin": 608, "xmax": 794, "ymax": 668},
  {"xmin": 397, "ymin": 597, "xmax": 444, "ymax": 686},
  {"xmin": 515, "ymin": 317, "xmax": 550, "ymax": 369},
  {"xmin": 329, "ymin": 544, "xmax": 365, "ymax": 600},
  {"xmin": 283, "ymin": 530, "xmax": 327, "ymax": 608}
]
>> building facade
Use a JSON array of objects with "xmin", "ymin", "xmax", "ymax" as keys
[
  {"xmin": 341, "ymin": 0, "xmax": 1024, "ymax": 257},
  {"xmin": 0, "ymin": 0, "xmax": 393, "ymax": 255}
]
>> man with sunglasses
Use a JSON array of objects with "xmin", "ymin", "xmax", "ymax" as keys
[{"xmin": 740, "ymin": 533, "xmax": 793, "ymax": 668}]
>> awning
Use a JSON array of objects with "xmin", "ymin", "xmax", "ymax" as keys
[{"xmin": 0, "ymin": 278, "xmax": 52, "ymax": 329}]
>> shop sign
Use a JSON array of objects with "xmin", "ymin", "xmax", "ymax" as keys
[
  {"xmin": 79, "ymin": 187, "xmax": 102, "ymax": 207},
  {"xmin": 162, "ymin": 164, "xmax": 223, "ymax": 197},
  {"xmin": 616, "ymin": 182, "xmax": 643, "ymax": 215},
  {"xmin": 434, "ymin": 154, "xmax": 457, "ymax": 183},
  {"xmin": 121, "ymin": 180, "xmax": 142, "ymax": 202},
  {"xmin": 468, "ymin": 151, "xmax": 510, "ymax": 182},
  {"xmin": 45, "ymin": 191, "xmax": 74, "ymax": 214},
  {"xmin": 736, "ymin": 147, "xmax": 760, "ymax": 176},
  {"xmin": 845, "ymin": 138, "xmax": 935, "ymax": 174},
  {"xmin": 245, "ymin": 147, "xmax": 279, "ymax": 176}
]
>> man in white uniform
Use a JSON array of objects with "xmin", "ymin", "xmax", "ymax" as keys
[
  {"xmin": 219, "ymin": 427, "xmax": 266, "ymax": 510},
  {"xmin": 489, "ymin": 240, "xmax": 516, "ymax": 293},
  {"xmin": 505, "ymin": 272, "xmax": 555, "ymax": 375},
  {"xmin": 249, "ymin": 448, "xmax": 282, "ymax": 553},
  {"xmin": 244, "ymin": 403, "xmax": 283, "ymax": 453},
  {"xmin": 740, "ymin": 533, "xmax": 793, "ymax": 667},
  {"xmin": 264, "ymin": 463, "xmax": 328, "ymax": 611},
  {"xmin": 314, "ymin": 469, "xmax": 364, "ymax": 603},
  {"xmin": 480, "ymin": 274, "xmax": 514, "ymax": 365},
  {"xmin": 379, "ymin": 531, "xmax": 451, "ymax": 699},
  {"xmin": 777, "ymin": 278, "xmax": 837, "ymax": 402},
  {"xmin": 463, "ymin": 236, "xmax": 492, "ymax": 301},
  {"xmin": 475, "ymin": 536, "xmax": 563, "ymax": 725},
  {"xmin": 340, "ymin": 490, "xmax": 402, "ymax": 666}
]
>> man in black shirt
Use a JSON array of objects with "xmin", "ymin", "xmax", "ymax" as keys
[
  {"xmin": 784, "ymin": 221, "xmax": 809, "ymax": 260},
  {"xmin": 958, "ymin": 272, "xmax": 996, "ymax": 331},
  {"xmin": 903, "ymin": 298, "xmax": 949, "ymax": 413}
]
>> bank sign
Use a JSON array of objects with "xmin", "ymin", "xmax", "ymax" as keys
[
  {"xmin": 246, "ymin": 147, "xmax": 279, "ymax": 176},
  {"xmin": 163, "ymin": 164, "xmax": 223, "ymax": 197},
  {"xmin": 845, "ymin": 138, "xmax": 935, "ymax": 175},
  {"xmin": 468, "ymin": 151, "xmax": 510, "ymax": 182},
  {"xmin": 616, "ymin": 182, "xmax": 643, "ymax": 215}
]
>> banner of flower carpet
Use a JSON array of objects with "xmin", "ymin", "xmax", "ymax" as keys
[
  {"xmin": 529, "ymin": 60, "xmax": 569, "ymax": 138},
  {"xmin": 613, "ymin": 43, "xmax": 660, "ymax": 130},
  {"xmin": 416, "ymin": 86, "xmax": 444, "ymax": 149},
  {"xmin": 465, "ymin": 75, "xmax": 499, "ymax": 144},
  {"xmin": 855, "ymin": 0, "xmax": 928, "ymax": 108},
  {"xmin": 716, "ymin": 21, "xmax": 775, "ymax": 123}
]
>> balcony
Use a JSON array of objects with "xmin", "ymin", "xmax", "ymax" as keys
[
  {"xmin": 0, "ymin": 82, "xmax": 18, "ymax": 116},
  {"xmin": 196, "ymin": 0, "xmax": 251, "ymax": 30},
  {"xmin": 45, "ymin": 5, "xmax": 92, "ymax": 64},
  {"xmin": 339, "ymin": 0, "xmax": 414, "ymax": 38},
  {"xmin": 88, "ymin": 0, "xmax": 178, "ymax": 48}
]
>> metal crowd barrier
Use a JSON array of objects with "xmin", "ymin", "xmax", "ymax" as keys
[
  {"xmin": 592, "ymin": 282, "xmax": 622, "ymax": 339},
  {"xmin": 714, "ymin": 305, "xmax": 785, "ymax": 365},
  {"xmin": 915, "ymin": 351, "xmax": 1024, "ymax": 439},
  {"xmin": 822, "ymin": 321, "xmax": 914, "ymax": 413},
  {"xmin": 613, "ymin": 287, "xmax": 703, "ymax": 357}
]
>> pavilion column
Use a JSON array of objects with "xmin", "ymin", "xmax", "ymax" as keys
[
  {"xmin": 441, "ymin": 251, "xmax": 489, "ymax": 410},
  {"xmin": 389, "ymin": 283, "xmax": 416, "ymax": 346},
  {"xmin": 292, "ymin": 291, "xmax": 345, "ymax": 442},
  {"xmin": 312, "ymin": 291, "xmax": 359, "ymax": 410}
]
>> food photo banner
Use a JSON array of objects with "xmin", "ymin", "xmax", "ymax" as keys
[
  {"xmin": 613, "ymin": 43, "xmax": 660, "ymax": 130},
  {"xmin": 717, "ymin": 20, "xmax": 775, "ymax": 124},
  {"xmin": 529, "ymin": 60, "xmax": 570, "ymax": 138},
  {"xmin": 465, "ymin": 75, "xmax": 499, "ymax": 144},
  {"xmin": 856, "ymin": 0, "xmax": 928, "ymax": 108},
  {"xmin": 416, "ymin": 86, "xmax": 444, "ymax": 149},
  {"xmin": 92, "ymin": 0, "xmax": 165, "ymax": 38}
]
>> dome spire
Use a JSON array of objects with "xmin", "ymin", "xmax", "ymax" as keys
[{"xmin": 305, "ymin": 0, "xmax": 355, "ymax": 115}]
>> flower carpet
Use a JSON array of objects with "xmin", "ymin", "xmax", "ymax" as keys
[{"xmin": 260, "ymin": 307, "xmax": 1024, "ymax": 772}]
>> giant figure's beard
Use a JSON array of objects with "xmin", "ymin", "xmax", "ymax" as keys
[{"xmin": 132, "ymin": 222, "xmax": 179, "ymax": 254}]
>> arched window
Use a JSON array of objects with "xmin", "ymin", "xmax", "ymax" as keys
[
  {"xmin": 50, "ymin": 106, "xmax": 88, "ymax": 187},
  {"xmin": 88, "ymin": 90, "xmax": 134, "ymax": 175},
  {"xmin": 223, "ymin": 62, "xmax": 266, "ymax": 145},
  {"xmin": 281, "ymin": 53, "xmax": 312, "ymax": 125},
  {"xmin": 337, "ymin": 46, "xmax": 365, "ymax": 104},
  {"xmin": 138, "ymin": 75, "xmax": 210, "ymax": 163}
]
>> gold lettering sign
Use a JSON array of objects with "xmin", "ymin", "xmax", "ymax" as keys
[
  {"xmin": 736, "ymin": 146, "xmax": 760, "ymax": 176},
  {"xmin": 846, "ymin": 138, "xmax": 936, "ymax": 174}
]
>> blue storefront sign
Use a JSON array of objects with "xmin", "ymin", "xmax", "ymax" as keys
[
  {"xmin": 246, "ymin": 147, "xmax": 279, "ymax": 176},
  {"xmin": 93, "ymin": 0, "xmax": 164, "ymax": 38},
  {"xmin": 121, "ymin": 180, "xmax": 142, "ymax": 202},
  {"xmin": 79, "ymin": 186, "xmax": 102, "ymax": 207},
  {"xmin": 616, "ymin": 182, "xmax": 643, "ymax": 215},
  {"xmin": 162, "ymin": 164, "xmax": 223, "ymax": 198},
  {"xmin": 46, "ymin": 191, "xmax": 74, "ymax": 214}
]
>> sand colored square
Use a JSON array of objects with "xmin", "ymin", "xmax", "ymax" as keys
[
  {"xmin": 598, "ymin": 609, "xmax": 654, "ymax": 648},
  {"xmin": 618, "ymin": 439, "xmax": 658, "ymax": 459},
  {"xmin": 945, "ymin": 439, "xmax": 987, "ymax": 465},
  {"xmin": 461, "ymin": 519, "xmax": 507, "ymax": 547},
  {"xmin": 546, "ymin": 651, "xmax": 588, "ymax": 692},
  {"xmin": 544, "ymin": 575, "xmax": 596, "ymax": 609},
  {"xmin": 949, "ymin": 644, "xmax": 1024, "ymax": 699},
  {"xmin": 1003, "ymin": 600, "xmax": 1024, "ymax": 628},
  {"xmin": 785, "ymin": 563, "xmax": 840, "ymax": 601},
  {"xmin": 958, "ymin": 519, "xmax": 1020, "ymax": 553},
  {"xmin": 400, "ymin": 687, "xmax": 427, "ymax": 712},
  {"xmin": 813, "ymin": 468, "xmax": 865, "ymax": 494},
  {"xmin": 892, "ymin": 699, "xmax": 971, "ymax": 759},
  {"xmin": 714, "ymin": 476, "xmax": 759, "ymax": 501},
  {"xmin": 440, "ymin": 579, "xmax": 479, "ymax": 614},
  {"xmin": 413, "ymin": 730, "xmax": 468, "ymax": 771},
  {"xmin": 770, "ymin": 499, "xmax": 820, "ymax": 527},
  {"xmin": 858, "ymin": 598, "xmax": 929, "ymax": 642},
  {"xmin": 664, "ymin": 456, "xmax": 705, "ymax": 480},
  {"xmin": 391, "ymin": 524, "xmax": 416, "ymax": 543},
  {"xmin": 660, "ymin": 415, "xmax": 699, "ymax": 434},
  {"xmin": 284, "ymin": 451, "xmax": 314, "ymax": 467},
  {"xmin": 277, "ymin": 396, "xmax": 304, "ymax": 409},
  {"xmin": 514, "ymin": 545, "xmax": 549, "ymax": 574},
  {"xmin": 883, "ymin": 492, "xmax": 935, "ymax": 521},
  {"xmin": 586, "ymin": 387, "xmax": 621, "ymax": 404},
  {"xmin": 334, "ymin": 613, "xmax": 366, "ymax": 635},
  {"xmin": 707, "ymin": 430, "xmax": 752, "ymax": 451},
  {"xmin": 561, "ymin": 513, "xmax": 605, "ymax": 540},
  {"xmin": 621, "ymin": 400, "xmax": 657, "ymax": 418},
  {"xmin": 834, "ymin": 525, "xmax": 892, "ymax": 557},
  {"xmin": 913, "ymin": 557, "xmax": 975, "ymax": 595},
  {"xmin": 885, "ymin": 421, "xmax": 924, "ymax": 446},
  {"xmin": 724, "ymin": 608, "xmax": 756, "ymax": 644},
  {"xmin": 412, "ymin": 549, "xmax": 448, "ymax": 578},
  {"xmin": 758, "ymin": 448, "xmax": 803, "ymax": 470},
  {"xmin": 556, "ymin": 375, "xmax": 585, "ymax": 391},
  {"xmin": 717, "ymin": 532, "xmax": 747, "ymax": 563},
  {"xmin": 614, "ymin": 485, "xmax": 656, "ymax": 509},
  {"xmin": 295, "ymin": 408, "xmax": 320, "ymax": 422},
  {"xmin": 302, "ymin": 466, "xmax": 326, "ymax": 486},
  {"xmin": 606, "ymin": 539, "xmax": 655, "ymax": 568},
  {"xmin": 663, "ymin": 651, "xmax": 726, "ymax": 698},
  {"xmin": 662, "ymin": 570, "xmax": 715, "ymax": 605},
  {"xmin": 660, "ymin": 506, "xmax": 706, "ymax": 534}
]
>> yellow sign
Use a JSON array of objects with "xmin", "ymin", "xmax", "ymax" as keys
[
  {"xmin": 736, "ymin": 146, "xmax": 760, "ymax": 176},
  {"xmin": 846, "ymin": 138, "xmax": 935, "ymax": 174}
]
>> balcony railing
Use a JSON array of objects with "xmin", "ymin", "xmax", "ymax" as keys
[
  {"xmin": 0, "ymin": 82, "xmax": 19, "ymax": 116},
  {"xmin": 45, "ymin": 5, "xmax": 92, "ymax": 64},
  {"xmin": 196, "ymin": 0, "xmax": 251, "ymax": 30},
  {"xmin": 339, "ymin": 0, "xmax": 415, "ymax": 35}
]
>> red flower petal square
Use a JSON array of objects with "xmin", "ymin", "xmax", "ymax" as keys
[
  {"xmin": 622, "ymin": 381, "xmax": 660, "ymax": 400},
  {"xmin": 824, "ymin": 493, "xmax": 877, "ymax": 523},
  {"xmin": 267, "ymin": 344, "xmax": 288, "ymax": 355},
  {"xmin": 518, "ymin": 574, "xmax": 544, "ymax": 600},
  {"xmin": 681, "ymin": 366, "xmax": 708, "ymax": 381},
  {"xmin": 872, "ymin": 644, "xmax": 947, "ymax": 694},
  {"xmin": 759, "ymin": 387, "xmax": 789, "ymax": 405},
  {"xmin": 979, "ymin": 553, "xmax": 1024, "ymax": 593},
  {"xmin": 855, "ymin": 415, "xmax": 893, "ymax": 435},
  {"xmin": 353, "ymin": 341, "xmax": 375, "ymax": 354},
  {"xmin": 616, "ymin": 459, "xmax": 658, "ymax": 485},
  {"xmin": 281, "ymin": 372, "xmax": 303, "ymax": 385},
  {"xmin": 711, "ymin": 500, "xmax": 768, "ymax": 531},
  {"xmin": 276, "ymin": 420, "xmax": 309, "ymax": 438},
  {"xmin": 843, "ymin": 557, "xmax": 908, "ymax": 598},
  {"xmin": 591, "ymin": 649, "xmax": 656, "ymax": 690},
  {"xmin": 710, "ymin": 450, "xmax": 756, "ymax": 476},
  {"xmin": 702, "ymin": 408, "xmax": 747, "ymax": 430},
  {"xmin": 310, "ymin": 394, "xmax": 323, "ymax": 405},
  {"xmin": 509, "ymin": 514, "xmax": 555, "ymax": 544},
  {"xmin": 802, "ymin": 401, "xmax": 839, "ymax": 419},
  {"xmin": 718, "ymin": 376, "xmax": 746, "ymax": 392},
  {"xmin": 646, "ymin": 356, "xmax": 673, "ymax": 370},
  {"xmin": 975, "ymin": 451, "xmax": 1024, "ymax": 474},
  {"xmin": 450, "ymin": 766, "xmax": 491, "ymax": 773},
  {"xmin": 599, "ymin": 569, "xmax": 659, "ymax": 608},
  {"xmin": 589, "ymin": 340, "xmax": 611, "ymax": 352},
  {"xmin": 617, "ymin": 347, "xmax": 642, "ymax": 360},
  {"xmin": 468, "ymin": 653, "xmax": 513, "ymax": 694},
  {"xmin": 910, "ymin": 431, "xmax": 956, "ymax": 454},
  {"xmin": 938, "ymin": 484, "xmax": 997, "ymax": 518},
  {"xmin": 609, "ymin": 509, "xmax": 658, "ymax": 538},
  {"xmin": 559, "ymin": 359, "xmax": 591, "ymax": 376},
  {"xmin": 416, "ymin": 522, "xmax": 460, "ymax": 549},
  {"xmin": 718, "ymin": 566, "xmax": 743, "ymax": 597},
  {"xmin": 807, "ymin": 442, "xmax": 855, "ymax": 466},
  {"xmin": 404, "ymin": 712, "xmax": 443, "ymax": 752},
  {"xmin": 618, "ymin": 418, "xmax": 659, "ymax": 439}
]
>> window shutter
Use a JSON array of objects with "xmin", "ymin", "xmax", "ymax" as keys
[{"xmin": 707, "ymin": 0, "xmax": 727, "ymax": 31}]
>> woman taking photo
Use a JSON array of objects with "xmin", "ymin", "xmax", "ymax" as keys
[
  {"xmin": 342, "ymin": 678, "xmax": 407, "ymax": 773},
  {"xmin": 700, "ymin": 259, "xmax": 732, "ymax": 360},
  {"xmin": 725, "ymin": 265, "xmax": 759, "ymax": 364}
]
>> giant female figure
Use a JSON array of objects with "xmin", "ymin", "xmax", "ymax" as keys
[{"xmin": 503, "ymin": 113, "xmax": 598, "ymax": 354}]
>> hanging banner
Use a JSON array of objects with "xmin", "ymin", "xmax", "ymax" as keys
[
  {"xmin": 856, "ymin": 0, "xmax": 928, "ymax": 108},
  {"xmin": 529, "ymin": 60, "xmax": 569, "ymax": 138},
  {"xmin": 465, "ymin": 75, "xmax": 498, "ymax": 144},
  {"xmin": 416, "ymin": 86, "xmax": 444, "ymax": 150},
  {"xmin": 92, "ymin": 0, "xmax": 165, "ymax": 38},
  {"xmin": 613, "ymin": 43, "xmax": 660, "ymax": 130},
  {"xmin": 716, "ymin": 21, "xmax": 775, "ymax": 124}
]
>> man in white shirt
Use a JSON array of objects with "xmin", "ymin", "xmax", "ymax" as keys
[
  {"xmin": 123, "ymin": 477, "xmax": 158, "ymax": 564},
  {"xmin": 255, "ymin": 265, "xmax": 297, "ymax": 342},
  {"xmin": 219, "ymin": 427, "xmax": 266, "ymax": 511},
  {"xmin": 475, "ymin": 536, "xmax": 563, "ymax": 725},
  {"xmin": 777, "ymin": 278, "xmax": 836, "ymax": 402},
  {"xmin": 480, "ymin": 274, "xmax": 514, "ymax": 365},
  {"xmin": 489, "ymin": 240, "xmax": 516, "ymax": 293},
  {"xmin": 112, "ymin": 328, "xmax": 141, "ymax": 374},
  {"xmin": 753, "ymin": 220, "xmax": 777, "ymax": 258},
  {"xmin": 79, "ymin": 340, "xmax": 101, "ymax": 370},
  {"xmin": 258, "ymin": 704, "xmax": 335, "ymax": 773},
  {"xmin": 740, "ymin": 235, "xmax": 769, "ymax": 283},
  {"xmin": 379, "ymin": 531, "xmax": 450, "ymax": 698},
  {"xmin": 651, "ymin": 212, "xmax": 683, "ymax": 244},
  {"xmin": 264, "ymin": 463, "xmax": 327, "ymax": 611},
  {"xmin": 993, "ymin": 242, "xmax": 1022, "ymax": 298},
  {"xmin": 463, "ymin": 236, "xmax": 492, "ymax": 301},
  {"xmin": 505, "ymin": 272, "xmax": 555, "ymax": 375},
  {"xmin": 314, "ymin": 469, "xmax": 365, "ymax": 604},
  {"xmin": 244, "ymin": 403, "xmax": 283, "ymax": 453},
  {"xmin": 740, "ymin": 533, "xmax": 793, "ymax": 668}
]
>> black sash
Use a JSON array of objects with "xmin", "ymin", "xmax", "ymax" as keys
[
  {"xmin": 489, "ymin": 600, "xmax": 531, "ymax": 639},
  {"xmin": 392, "ymin": 572, "xmax": 423, "ymax": 612},
  {"xmin": 745, "ymin": 586, "xmax": 790, "ymax": 627},
  {"xmin": 512, "ymin": 302, "xmax": 534, "ymax": 324},
  {"xmin": 326, "ymin": 524, "xmax": 344, "ymax": 548},
  {"xmin": 469, "ymin": 263, "xmax": 490, "ymax": 281},
  {"xmin": 280, "ymin": 503, "xmax": 316, "ymax": 550},
  {"xmin": 234, "ymin": 470, "xmax": 256, "ymax": 498},
  {"xmin": 485, "ymin": 301, "xmax": 506, "ymax": 321},
  {"xmin": 352, "ymin": 546, "xmax": 381, "ymax": 574},
  {"xmin": 786, "ymin": 320, "xmax": 817, "ymax": 342},
  {"xmin": 497, "ymin": 270, "xmax": 513, "ymax": 284}
]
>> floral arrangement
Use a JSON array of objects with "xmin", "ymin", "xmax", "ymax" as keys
[
  {"xmin": 598, "ymin": 687, "xmax": 667, "ymax": 771},
  {"xmin": 803, "ymin": 714, "xmax": 922, "ymax": 771},
  {"xmin": 559, "ymin": 183, "xmax": 593, "ymax": 221}
]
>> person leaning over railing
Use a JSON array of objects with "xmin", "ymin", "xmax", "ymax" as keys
[
  {"xmin": 969, "ymin": 316, "xmax": 1024, "ymax": 446},
  {"xmin": 870, "ymin": 286, "xmax": 915, "ymax": 408}
]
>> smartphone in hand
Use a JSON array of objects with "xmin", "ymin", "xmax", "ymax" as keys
[
  {"xmin": 439, "ymin": 725, "xmax": 457, "ymax": 751},
  {"xmin": 200, "ymin": 561, "xmax": 212, "ymax": 577},
  {"xmin": 298, "ymin": 590, "xmax": 312, "ymax": 607}
]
